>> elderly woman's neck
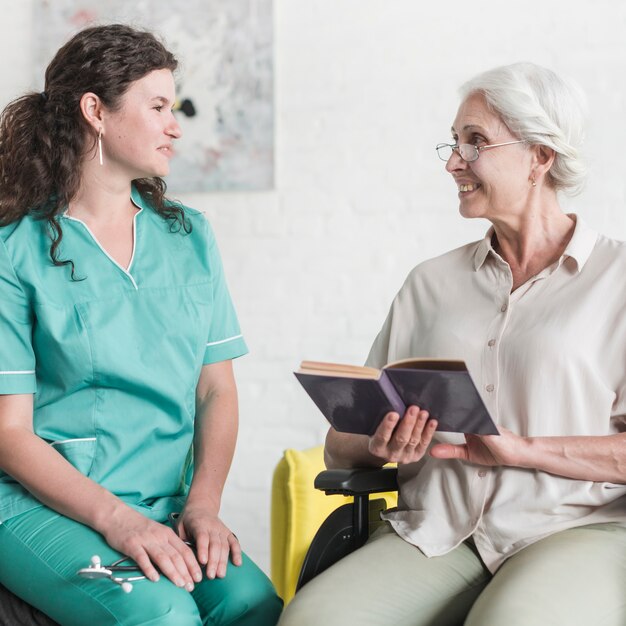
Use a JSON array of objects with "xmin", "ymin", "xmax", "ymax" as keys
[{"xmin": 490, "ymin": 202, "xmax": 576, "ymax": 290}]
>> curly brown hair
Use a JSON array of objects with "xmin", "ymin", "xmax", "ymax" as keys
[{"xmin": 0, "ymin": 24, "xmax": 190, "ymax": 278}]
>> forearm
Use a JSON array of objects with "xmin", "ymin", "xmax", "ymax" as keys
[
  {"xmin": 0, "ymin": 426, "xmax": 128, "ymax": 533},
  {"xmin": 324, "ymin": 427, "xmax": 386, "ymax": 469},
  {"xmin": 518, "ymin": 433, "xmax": 626, "ymax": 483},
  {"xmin": 186, "ymin": 376, "xmax": 238, "ymax": 513}
]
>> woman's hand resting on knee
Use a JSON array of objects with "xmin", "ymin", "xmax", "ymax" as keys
[
  {"xmin": 368, "ymin": 406, "xmax": 438, "ymax": 464},
  {"xmin": 176, "ymin": 506, "xmax": 242, "ymax": 580},
  {"xmin": 100, "ymin": 506, "xmax": 202, "ymax": 590}
]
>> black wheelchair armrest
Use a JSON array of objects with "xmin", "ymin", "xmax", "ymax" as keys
[
  {"xmin": 297, "ymin": 467, "xmax": 398, "ymax": 592},
  {"xmin": 314, "ymin": 466, "xmax": 398, "ymax": 496}
]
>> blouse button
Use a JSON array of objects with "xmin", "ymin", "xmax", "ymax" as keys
[
  {"xmin": 500, "ymin": 303, "xmax": 508, "ymax": 312},
  {"xmin": 488, "ymin": 339, "xmax": 496, "ymax": 347},
  {"xmin": 486, "ymin": 384, "xmax": 495, "ymax": 392}
]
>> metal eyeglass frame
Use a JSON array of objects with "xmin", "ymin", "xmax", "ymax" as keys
[{"xmin": 436, "ymin": 140, "xmax": 524, "ymax": 162}]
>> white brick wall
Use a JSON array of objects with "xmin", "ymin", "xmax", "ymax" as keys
[{"xmin": 2, "ymin": 0, "xmax": 626, "ymax": 574}]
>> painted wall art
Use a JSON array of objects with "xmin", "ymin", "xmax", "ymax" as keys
[{"xmin": 34, "ymin": 0, "xmax": 274, "ymax": 192}]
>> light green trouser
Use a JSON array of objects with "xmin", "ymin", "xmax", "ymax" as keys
[
  {"xmin": 279, "ymin": 522, "xmax": 626, "ymax": 626},
  {"xmin": 0, "ymin": 506, "xmax": 283, "ymax": 626}
]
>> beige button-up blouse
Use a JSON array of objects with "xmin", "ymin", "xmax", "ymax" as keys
[{"xmin": 367, "ymin": 217, "xmax": 626, "ymax": 572}]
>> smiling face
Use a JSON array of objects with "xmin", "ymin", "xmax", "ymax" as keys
[
  {"xmin": 447, "ymin": 93, "xmax": 534, "ymax": 221},
  {"xmin": 100, "ymin": 68, "xmax": 182, "ymax": 180}
]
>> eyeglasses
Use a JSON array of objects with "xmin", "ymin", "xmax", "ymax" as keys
[{"xmin": 435, "ymin": 140, "xmax": 524, "ymax": 162}]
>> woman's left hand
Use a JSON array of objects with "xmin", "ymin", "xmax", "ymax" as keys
[
  {"xmin": 176, "ymin": 507, "xmax": 242, "ymax": 579},
  {"xmin": 429, "ymin": 427, "xmax": 524, "ymax": 468}
]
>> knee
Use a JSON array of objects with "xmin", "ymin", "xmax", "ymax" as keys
[
  {"xmin": 204, "ymin": 561, "xmax": 283, "ymax": 626},
  {"xmin": 107, "ymin": 583, "xmax": 201, "ymax": 626},
  {"xmin": 146, "ymin": 601, "xmax": 202, "ymax": 626},
  {"xmin": 228, "ymin": 587, "xmax": 282, "ymax": 626}
]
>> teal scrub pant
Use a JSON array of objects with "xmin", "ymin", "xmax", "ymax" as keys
[
  {"xmin": 279, "ymin": 522, "xmax": 626, "ymax": 626},
  {"xmin": 0, "ymin": 506, "xmax": 283, "ymax": 626}
]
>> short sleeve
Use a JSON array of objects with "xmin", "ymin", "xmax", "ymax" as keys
[
  {"xmin": 202, "ymin": 221, "xmax": 248, "ymax": 364},
  {"xmin": 0, "ymin": 234, "xmax": 36, "ymax": 394}
]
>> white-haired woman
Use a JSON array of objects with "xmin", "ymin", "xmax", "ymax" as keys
[{"xmin": 279, "ymin": 62, "xmax": 626, "ymax": 626}]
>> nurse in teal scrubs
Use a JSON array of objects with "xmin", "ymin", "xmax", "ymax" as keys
[{"xmin": 0, "ymin": 24, "xmax": 282, "ymax": 625}]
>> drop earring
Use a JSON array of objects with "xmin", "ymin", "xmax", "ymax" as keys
[
  {"xmin": 530, "ymin": 176, "xmax": 536, "ymax": 187},
  {"xmin": 98, "ymin": 128, "xmax": 103, "ymax": 166}
]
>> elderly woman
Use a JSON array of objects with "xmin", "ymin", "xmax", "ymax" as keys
[{"xmin": 279, "ymin": 62, "xmax": 626, "ymax": 626}]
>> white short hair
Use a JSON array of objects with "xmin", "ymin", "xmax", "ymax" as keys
[{"xmin": 460, "ymin": 63, "xmax": 587, "ymax": 196}]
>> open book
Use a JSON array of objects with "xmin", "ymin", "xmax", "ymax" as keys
[{"xmin": 294, "ymin": 358, "xmax": 498, "ymax": 436}]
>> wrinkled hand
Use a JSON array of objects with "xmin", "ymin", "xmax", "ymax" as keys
[
  {"xmin": 101, "ymin": 508, "xmax": 201, "ymax": 590},
  {"xmin": 177, "ymin": 507, "xmax": 242, "ymax": 579},
  {"xmin": 429, "ymin": 427, "xmax": 521, "ymax": 467},
  {"xmin": 369, "ymin": 405, "xmax": 438, "ymax": 464}
]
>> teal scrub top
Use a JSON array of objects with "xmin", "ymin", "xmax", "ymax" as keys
[{"xmin": 0, "ymin": 187, "xmax": 248, "ymax": 522}]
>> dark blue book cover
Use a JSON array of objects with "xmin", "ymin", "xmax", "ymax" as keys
[
  {"xmin": 294, "ymin": 370, "xmax": 405, "ymax": 437},
  {"xmin": 295, "ymin": 360, "xmax": 498, "ymax": 436}
]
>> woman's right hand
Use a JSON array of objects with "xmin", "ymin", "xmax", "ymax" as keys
[
  {"xmin": 368, "ymin": 405, "xmax": 438, "ymax": 464},
  {"xmin": 100, "ymin": 507, "xmax": 202, "ymax": 590}
]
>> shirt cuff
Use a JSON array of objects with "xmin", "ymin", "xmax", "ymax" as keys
[
  {"xmin": 203, "ymin": 334, "xmax": 249, "ymax": 364},
  {"xmin": 0, "ymin": 371, "xmax": 37, "ymax": 394}
]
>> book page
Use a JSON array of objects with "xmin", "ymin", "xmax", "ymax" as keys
[{"xmin": 297, "ymin": 361, "xmax": 381, "ymax": 379}]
